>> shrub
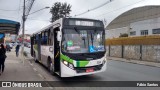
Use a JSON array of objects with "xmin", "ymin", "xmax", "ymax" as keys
[{"xmin": 119, "ymin": 33, "xmax": 128, "ymax": 37}]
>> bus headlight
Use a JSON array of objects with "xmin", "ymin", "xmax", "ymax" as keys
[
  {"xmin": 63, "ymin": 60, "xmax": 74, "ymax": 69},
  {"xmin": 63, "ymin": 61, "xmax": 68, "ymax": 65},
  {"xmin": 68, "ymin": 63, "xmax": 74, "ymax": 69}
]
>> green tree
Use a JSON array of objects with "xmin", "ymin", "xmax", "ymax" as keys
[{"xmin": 50, "ymin": 2, "xmax": 72, "ymax": 22}]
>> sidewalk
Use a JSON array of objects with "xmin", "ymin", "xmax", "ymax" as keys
[
  {"xmin": 107, "ymin": 57, "xmax": 160, "ymax": 68},
  {"xmin": 0, "ymin": 48, "xmax": 43, "ymax": 81}
]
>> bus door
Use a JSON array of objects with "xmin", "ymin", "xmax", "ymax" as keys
[{"xmin": 54, "ymin": 27, "xmax": 60, "ymax": 72}]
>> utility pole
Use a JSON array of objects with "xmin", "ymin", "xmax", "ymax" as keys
[
  {"xmin": 20, "ymin": 0, "xmax": 47, "ymax": 63},
  {"xmin": 21, "ymin": 0, "xmax": 25, "ymax": 63}
]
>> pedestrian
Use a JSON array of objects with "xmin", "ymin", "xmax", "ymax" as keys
[
  {"xmin": 15, "ymin": 43, "xmax": 20, "ymax": 57},
  {"xmin": 6, "ymin": 44, "xmax": 10, "ymax": 52},
  {"xmin": 0, "ymin": 44, "xmax": 7, "ymax": 75}
]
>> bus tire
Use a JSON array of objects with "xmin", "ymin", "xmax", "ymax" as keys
[
  {"xmin": 48, "ymin": 58, "xmax": 55, "ymax": 75},
  {"xmin": 34, "ymin": 52, "xmax": 38, "ymax": 63}
]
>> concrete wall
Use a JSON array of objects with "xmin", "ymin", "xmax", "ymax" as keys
[
  {"xmin": 142, "ymin": 45, "xmax": 160, "ymax": 62},
  {"xmin": 106, "ymin": 46, "xmax": 109, "ymax": 56},
  {"xmin": 123, "ymin": 45, "xmax": 141, "ymax": 60},
  {"xmin": 110, "ymin": 45, "xmax": 122, "ymax": 58},
  {"xmin": 107, "ymin": 45, "xmax": 160, "ymax": 62}
]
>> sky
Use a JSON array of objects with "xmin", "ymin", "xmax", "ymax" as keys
[{"xmin": 0, "ymin": 0, "xmax": 160, "ymax": 34}]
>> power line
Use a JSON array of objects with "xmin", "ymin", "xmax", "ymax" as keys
[
  {"xmin": 17, "ymin": 0, "xmax": 22, "ymax": 20},
  {"xmin": 0, "ymin": 9, "xmax": 19, "ymax": 11},
  {"xmin": 18, "ymin": 0, "xmax": 22, "ymax": 12},
  {"xmin": 25, "ymin": 0, "xmax": 35, "ymax": 16},
  {"xmin": 74, "ymin": 0, "xmax": 113, "ymax": 17},
  {"xmin": 27, "ymin": 18, "xmax": 50, "ymax": 21},
  {"xmin": 0, "ymin": 14, "xmax": 18, "ymax": 19},
  {"xmin": 94, "ymin": 0, "xmax": 146, "ymax": 18}
]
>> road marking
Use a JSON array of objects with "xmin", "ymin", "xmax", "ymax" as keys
[
  {"xmin": 30, "ymin": 63, "xmax": 33, "ymax": 66},
  {"xmin": 49, "ymin": 87, "xmax": 54, "ymax": 89},
  {"xmin": 33, "ymin": 68, "xmax": 37, "ymax": 72},
  {"xmin": 38, "ymin": 74, "xmax": 44, "ymax": 79},
  {"xmin": 30, "ymin": 62, "xmax": 33, "ymax": 66}
]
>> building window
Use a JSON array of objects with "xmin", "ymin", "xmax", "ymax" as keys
[
  {"xmin": 141, "ymin": 30, "xmax": 148, "ymax": 35},
  {"xmin": 152, "ymin": 28, "xmax": 160, "ymax": 34},
  {"xmin": 130, "ymin": 31, "xmax": 136, "ymax": 36}
]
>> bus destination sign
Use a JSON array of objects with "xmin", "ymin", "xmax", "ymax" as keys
[{"xmin": 75, "ymin": 21, "xmax": 94, "ymax": 26}]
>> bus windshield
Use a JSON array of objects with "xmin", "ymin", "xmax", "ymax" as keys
[{"xmin": 62, "ymin": 29, "xmax": 105, "ymax": 53}]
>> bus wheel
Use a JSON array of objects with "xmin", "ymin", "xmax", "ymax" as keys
[
  {"xmin": 48, "ymin": 58, "xmax": 55, "ymax": 75},
  {"xmin": 34, "ymin": 52, "xmax": 38, "ymax": 63}
]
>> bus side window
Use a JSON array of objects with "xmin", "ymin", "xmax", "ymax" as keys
[
  {"xmin": 44, "ymin": 31, "xmax": 48, "ymax": 45},
  {"xmin": 41, "ymin": 32, "xmax": 44, "ymax": 45},
  {"xmin": 47, "ymin": 29, "xmax": 50, "ymax": 45},
  {"xmin": 48, "ymin": 29, "xmax": 53, "ymax": 45}
]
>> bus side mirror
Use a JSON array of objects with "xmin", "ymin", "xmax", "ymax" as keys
[{"xmin": 57, "ymin": 31, "xmax": 62, "ymax": 41}]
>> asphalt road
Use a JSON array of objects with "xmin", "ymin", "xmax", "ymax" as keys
[
  {"xmin": 29, "ymin": 57, "xmax": 160, "ymax": 81},
  {"xmin": 24, "ymin": 47, "xmax": 160, "ymax": 81},
  {"xmin": 8, "ymin": 47, "xmax": 158, "ymax": 90}
]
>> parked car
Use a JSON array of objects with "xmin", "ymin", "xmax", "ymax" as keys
[
  {"xmin": 9, "ymin": 43, "xmax": 13, "ymax": 49},
  {"xmin": 27, "ymin": 43, "xmax": 31, "ymax": 48},
  {"xmin": 6, "ymin": 44, "xmax": 11, "ymax": 51},
  {"xmin": 24, "ymin": 43, "xmax": 27, "ymax": 47}
]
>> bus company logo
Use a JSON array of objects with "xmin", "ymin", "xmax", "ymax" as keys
[
  {"xmin": 86, "ymin": 58, "xmax": 93, "ymax": 60},
  {"xmin": 2, "ymin": 82, "xmax": 12, "ymax": 87}
]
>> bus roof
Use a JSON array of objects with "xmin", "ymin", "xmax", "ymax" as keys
[
  {"xmin": 31, "ymin": 18, "xmax": 103, "ymax": 36},
  {"xmin": 32, "ymin": 18, "xmax": 63, "ymax": 36}
]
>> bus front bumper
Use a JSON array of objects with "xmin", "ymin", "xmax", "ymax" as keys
[{"xmin": 60, "ymin": 61, "xmax": 107, "ymax": 77}]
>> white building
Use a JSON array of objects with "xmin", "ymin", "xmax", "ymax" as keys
[{"xmin": 106, "ymin": 6, "xmax": 160, "ymax": 39}]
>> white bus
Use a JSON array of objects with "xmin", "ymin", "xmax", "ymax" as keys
[{"xmin": 30, "ymin": 18, "xmax": 107, "ymax": 77}]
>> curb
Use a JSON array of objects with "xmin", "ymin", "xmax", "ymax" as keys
[{"xmin": 107, "ymin": 57, "xmax": 160, "ymax": 68}]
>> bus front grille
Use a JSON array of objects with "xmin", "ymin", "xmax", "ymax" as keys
[{"xmin": 74, "ymin": 64, "xmax": 103, "ymax": 73}]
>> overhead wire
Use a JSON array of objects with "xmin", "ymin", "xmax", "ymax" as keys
[
  {"xmin": 18, "ymin": 0, "xmax": 35, "ymax": 35},
  {"xmin": 74, "ymin": 0, "xmax": 113, "ymax": 17},
  {"xmin": 0, "ymin": 14, "xmax": 18, "ymax": 19},
  {"xmin": 94, "ymin": 0, "xmax": 146, "ymax": 18},
  {"xmin": 17, "ymin": 0, "xmax": 22, "ymax": 20},
  {"xmin": 27, "ymin": 18, "xmax": 50, "ymax": 21},
  {"xmin": 0, "ymin": 9, "xmax": 19, "ymax": 11}
]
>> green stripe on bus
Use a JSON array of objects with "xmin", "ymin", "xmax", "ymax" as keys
[
  {"xmin": 76, "ymin": 61, "xmax": 89, "ymax": 67},
  {"xmin": 60, "ymin": 54, "xmax": 73, "ymax": 64},
  {"xmin": 60, "ymin": 54, "xmax": 89, "ymax": 67}
]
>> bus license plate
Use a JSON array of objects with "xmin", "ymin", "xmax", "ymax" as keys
[{"xmin": 86, "ymin": 68, "xmax": 94, "ymax": 73}]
